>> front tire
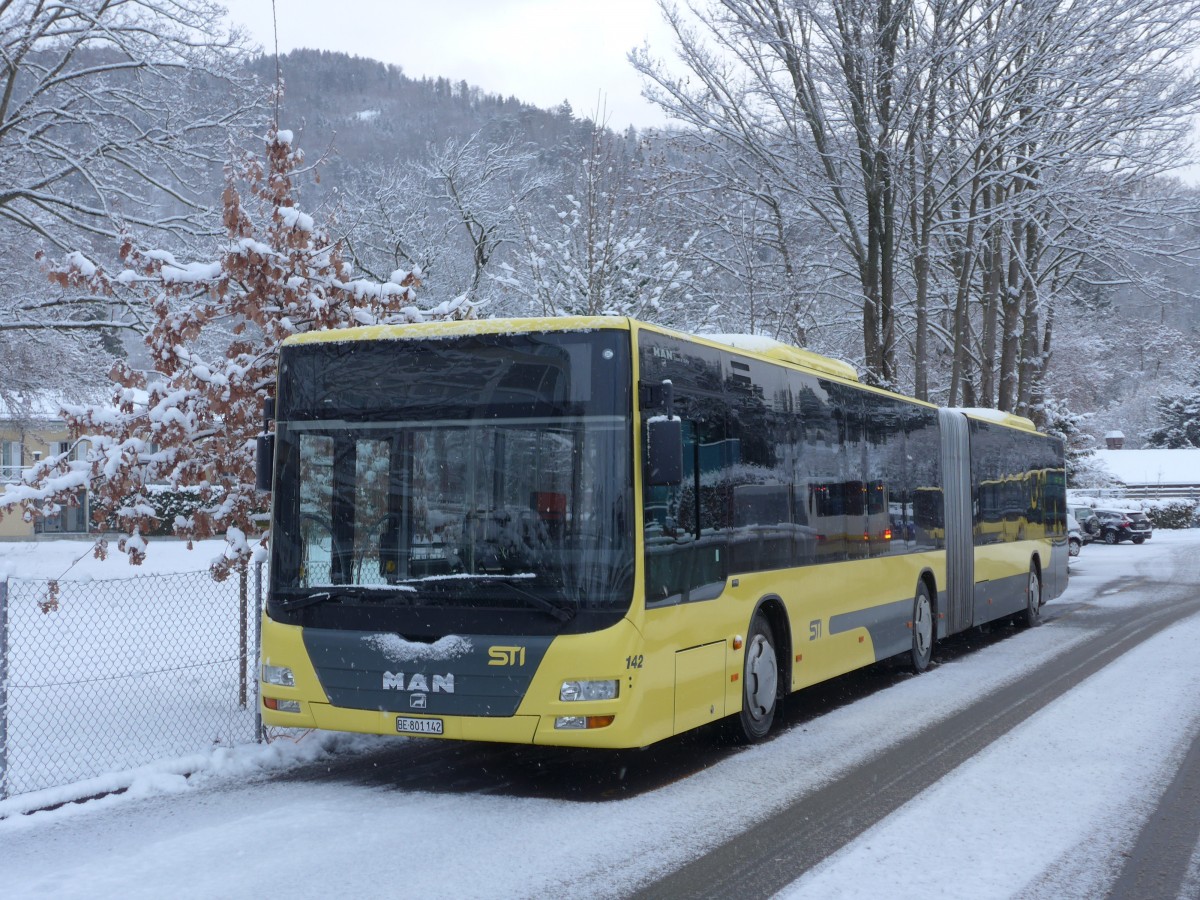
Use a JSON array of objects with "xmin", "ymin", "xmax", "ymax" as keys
[
  {"xmin": 1104, "ymin": 529, "xmax": 1118, "ymax": 545},
  {"xmin": 910, "ymin": 581, "xmax": 934, "ymax": 673},
  {"xmin": 1017, "ymin": 564, "xmax": 1042, "ymax": 628},
  {"xmin": 1069, "ymin": 538, "xmax": 1081, "ymax": 557},
  {"xmin": 735, "ymin": 611, "xmax": 779, "ymax": 742}
]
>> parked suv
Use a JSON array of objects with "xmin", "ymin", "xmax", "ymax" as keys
[
  {"xmin": 1070, "ymin": 506, "xmax": 1100, "ymax": 544},
  {"xmin": 1094, "ymin": 508, "xmax": 1153, "ymax": 545}
]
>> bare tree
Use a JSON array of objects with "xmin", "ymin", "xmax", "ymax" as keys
[
  {"xmin": 0, "ymin": 0, "xmax": 256, "ymax": 248},
  {"xmin": 0, "ymin": 0, "xmax": 260, "ymax": 388},
  {"xmin": 634, "ymin": 0, "xmax": 933, "ymax": 387},
  {"xmin": 344, "ymin": 132, "xmax": 548, "ymax": 312},
  {"xmin": 635, "ymin": 0, "xmax": 1200, "ymax": 408}
]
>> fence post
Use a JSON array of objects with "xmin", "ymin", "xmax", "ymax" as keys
[
  {"xmin": 254, "ymin": 561, "xmax": 263, "ymax": 743},
  {"xmin": 239, "ymin": 565, "xmax": 248, "ymax": 710},
  {"xmin": 1, "ymin": 579, "xmax": 9, "ymax": 800}
]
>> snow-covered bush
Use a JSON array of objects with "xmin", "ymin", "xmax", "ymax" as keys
[{"xmin": 1143, "ymin": 500, "xmax": 1200, "ymax": 530}]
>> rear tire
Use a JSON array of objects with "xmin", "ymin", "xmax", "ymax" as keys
[
  {"xmin": 910, "ymin": 581, "xmax": 934, "ymax": 673},
  {"xmin": 734, "ymin": 611, "xmax": 778, "ymax": 743},
  {"xmin": 1017, "ymin": 564, "xmax": 1042, "ymax": 628},
  {"xmin": 1132, "ymin": 536, "xmax": 1145, "ymax": 545},
  {"xmin": 1068, "ymin": 538, "xmax": 1081, "ymax": 557}
]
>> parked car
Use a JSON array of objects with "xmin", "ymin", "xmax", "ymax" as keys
[
  {"xmin": 1093, "ymin": 508, "xmax": 1153, "ymax": 545},
  {"xmin": 1124, "ymin": 510, "xmax": 1153, "ymax": 544},
  {"xmin": 1066, "ymin": 513, "xmax": 1083, "ymax": 557},
  {"xmin": 1069, "ymin": 506, "xmax": 1099, "ymax": 544}
]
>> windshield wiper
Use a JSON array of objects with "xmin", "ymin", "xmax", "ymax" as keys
[
  {"xmin": 490, "ymin": 579, "xmax": 575, "ymax": 623},
  {"xmin": 275, "ymin": 588, "xmax": 417, "ymax": 611},
  {"xmin": 275, "ymin": 590, "xmax": 336, "ymax": 611}
]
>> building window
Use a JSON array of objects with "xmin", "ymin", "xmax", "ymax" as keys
[{"xmin": 1, "ymin": 440, "xmax": 22, "ymax": 480}]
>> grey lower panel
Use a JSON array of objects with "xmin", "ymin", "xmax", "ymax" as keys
[
  {"xmin": 302, "ymin": 628, "xmax": 553, "ymax": 717},
  {"xmin": 830, "ymin": 597, "xmax": 914, "ymax": 662},
  {"xmin": 973, "ymin": 571, "xmax": 1030, "ymax": 625}
]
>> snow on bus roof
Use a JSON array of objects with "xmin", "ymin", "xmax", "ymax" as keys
[
  {"xmin": 283, "ymin": 315, "xmax": 626, "ymax": 345},
  {"xmin": 699, "ymin": 333, "xmax": 860, "ymax": 382},
  {"xmin": 952, "ymin": 407, "xmax": 1038, "ymax": 431}
]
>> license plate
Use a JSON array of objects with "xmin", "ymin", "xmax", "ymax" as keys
[{"xmin": 396, "ymin": 716, "xmax": 444, "ymax": 736}]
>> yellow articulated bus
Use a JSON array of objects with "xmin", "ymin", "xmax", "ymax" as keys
[{"xmin": 257, "ymin": 317, "xmax": 1067, "ymax": 747}]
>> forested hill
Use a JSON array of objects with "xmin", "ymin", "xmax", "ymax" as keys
[{"xmin": 247, "ymin": 49, "xmax": 595, "ymax": 185}]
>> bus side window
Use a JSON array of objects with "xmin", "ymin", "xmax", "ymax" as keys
[{"xmin": 644, "ymin": 409, "xmax": 729, "ymax": 605}]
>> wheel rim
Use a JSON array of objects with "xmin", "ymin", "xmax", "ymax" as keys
[
  {"xmin": 744, "ymin": 632, "xmax": 778, "ymax": 724},
  {"xmin": 1029, "ymin": 570, "xmax": 1041, "ymax": 611},
  {"xmin": 914, "ymin": 592, "xmax": 933, "ymax": 661},
  {"xmin": 1105, "ymin": 531, "xmax": 1116, "ymax": 544}
]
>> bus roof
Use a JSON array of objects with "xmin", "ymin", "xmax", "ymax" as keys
[
  {"xmin": 282, "ymin": 316, "xmax": 861, "ymax": 382},
  {"xmin": 953, "ymin": 407, "xmax": 1039, "ymax": 432},
  {"xmin": 692, "ymin": 332, "xmax": 860, "ymax": 382},
  {"xmin": 281, "ymin": 316, "xmax": 631, "ymax": 346},
  {"xmin": 282, "ymin": 316, "xmax": 959, "ymax": 407}
]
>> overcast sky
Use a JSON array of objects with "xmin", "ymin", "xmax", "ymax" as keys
[{"xmin": 226, "ymin": 0, "xmax": 677, "ymax": 130}]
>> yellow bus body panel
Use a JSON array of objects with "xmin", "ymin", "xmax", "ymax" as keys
[
  {"xmin": 262, "ymin": 555, "xmax": 949, "ymax": 748},
  {"xmin": 263, "ymin": 613, "xmax": 690, "ymax": 749}
]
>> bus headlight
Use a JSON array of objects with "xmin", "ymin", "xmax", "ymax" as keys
[
  {"xmin": 262, "ymin": 663, "xmax": 295, "ymax": 687},
  {"xmin": 560, "ymin": 679, "xmax": 619, "ymax": 702}
]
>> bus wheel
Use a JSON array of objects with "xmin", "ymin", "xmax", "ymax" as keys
[
  {"xmin": 910, "ymin": 582, "xmax": 934, "ymax": 673},
  {"xmin": 736, "ymin": 612, "xmax": 778, "ymax": 742},
  {"xmin": 1017, "ymin": 564, "xmax": 1042, "ymax": 628}
]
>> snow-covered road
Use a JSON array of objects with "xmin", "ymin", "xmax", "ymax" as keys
[{"xmin": 2, "ymin": 533, "xmax": 1199, "ymax": 899}]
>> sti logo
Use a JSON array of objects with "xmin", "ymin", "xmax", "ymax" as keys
[
  {"xmin": 382, "ymin": 671, "xmax": 455, "ymax": 693},
  {"xmin": 488, "ymin": 646, "xmax": 526, "ymax": 666}
]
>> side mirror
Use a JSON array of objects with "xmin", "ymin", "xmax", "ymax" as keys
[
  {"xmin": 255, "ymin": 396, "xmax": 276, "ymax": 492},
  {"xmin": 256, "ymin": 433, "xmax": 275, "ymax": 492},
  {"xmin": 646, "ymin": 417, "xmax": 683, "ymax": 486}
]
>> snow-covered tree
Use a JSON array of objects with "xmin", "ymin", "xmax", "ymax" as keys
[
  {"xmin": 0, "ymin": 0, "xmax": 256, "ymax": 275},
  {"xmin": 1145, "ymin": 379, "xmax": 1200, "ymax": 449},
  {"xmin": 1, "ymin": 126, "xmax": 472, "ymax": 575},
  {"xmin": 1040, "ymin": 397, "xmax": 1098, "ymax": 486},
  {"xmin": 496, "ymin": 125, "xmax": 700, "ymax": 324},
  {"xmin": 0, "ymin": 0, "xmax": 258, "ymax": 397},
  {"xmin": 344, "ymin": 131, "xmax": 548, "ymax": 312}
]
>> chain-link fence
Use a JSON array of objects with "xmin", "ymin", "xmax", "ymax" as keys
[{"xmin": 0, "ymin": 567, "xmax": 261, "ymax": 799}]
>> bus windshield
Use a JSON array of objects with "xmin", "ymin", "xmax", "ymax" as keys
[{"xmin": 269, "ymin": 331, "xmax": 634, "ymax": 626}]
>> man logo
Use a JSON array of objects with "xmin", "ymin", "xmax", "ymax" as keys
[
  {"xmin": 410, "ymin": 694, "xmax": 428, "ymax": 710},
  {"xmin": 488, "ymin": 646, "xmax": 526, "ymax": 666},
  {"xmin": 382, "ymin": 671, "xmax": 455, "ymax": 693}
]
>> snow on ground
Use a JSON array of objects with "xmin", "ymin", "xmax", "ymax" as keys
[
  {"xmin": 1, "ymin": 533, "xmax": 1199, "ymax": 898},
  {"xmin": 0, "ymin": 537, "xmax": 260, "ymax": 794},
  {"xmin": 0, "ymin": 536, "xmax": 233, "ymax": 582}
]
